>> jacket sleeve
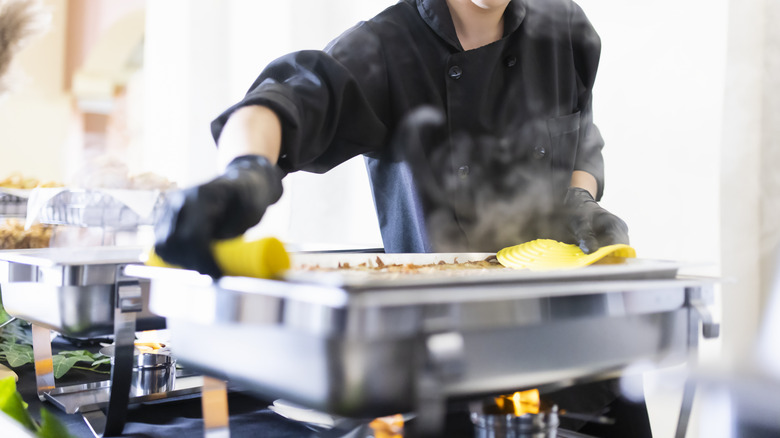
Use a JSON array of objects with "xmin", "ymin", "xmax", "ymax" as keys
[
  {"xmin": 210, "ymin": 22, "xmax": 390, "ymax": 174},
  {"xmin": 569, "ymin": 3, "xmax": 606, "ymax": 201}
]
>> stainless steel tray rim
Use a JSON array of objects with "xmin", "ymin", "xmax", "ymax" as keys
[
  {"xmin": 0, "ymin": 247, "xmax": 146, "ymax": 267},
  {"xmin": 345, "ymin": 278, "xmax": 708, "ymax": 308}
]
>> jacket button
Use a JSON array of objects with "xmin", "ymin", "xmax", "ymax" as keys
[
  {"xmin": 448, "ymin": 65, "xmax": 462, "ymax": 80},
  {"xmin": 533, "ymin": 145, "xmax": 546, "ymax": 159},
  {"xmin": 504, "ymin": 56, "xmax": 517, "ymax": 67},
  {"xmin": 457, "ymin": 165, "xmax": 470, "ymax": 179}
]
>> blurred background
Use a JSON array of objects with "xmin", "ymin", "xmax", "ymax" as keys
[{"xmin": 0, "ymin": 0, "xmax": 777, "ymax": 436}]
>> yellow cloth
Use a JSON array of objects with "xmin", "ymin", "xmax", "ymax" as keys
[
  {"xmin": 497, "ymin": 239, "xmax": 636, "ymax": 270},
  {"xmin": 146, "ymin": 236, "xmax": 290, "ymax": 279}
]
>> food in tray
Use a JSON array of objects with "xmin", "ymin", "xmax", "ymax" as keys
[
  {"xmin": 299, "ymin": 255, "xmax": 505, "ymax": 274},
  {"xmin": 0, "ymin": 219, "xmax": 52, "ymax": 249},
  {"xmin": 130, "ymin": 171, "xmax": 177, "ymax": 191},
  {"xmin": 134, "ymin": 341, "xmax": 165, "ymax": 353},
  {"xmin": 0, "ymin": 172, "xmax": 62, "ymax": 189}
]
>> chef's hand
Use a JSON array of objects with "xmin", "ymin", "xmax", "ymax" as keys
[
  {"xmin": 154, "ymin": 155, "xmax": 284, "ymax": 277},
  {"xmin": 564, "ymin": 187, "xmax": 629, "ymax": 254}
]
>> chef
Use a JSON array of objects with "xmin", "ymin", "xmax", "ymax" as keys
[{"xmin": 155, "ymin": 0, "xmax": 644, "ymax": 436}]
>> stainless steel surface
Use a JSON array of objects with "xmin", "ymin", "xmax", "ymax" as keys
[
  {"xmin": 0, "ymin": 246, "xmax": 145, "ymax": 267},
  {"xmin": 0, "ymin": 247, "xmax": 164, "ymax": 337},
  {"xmin": 32, "ymin": 324, "xmax": 54, "ymax": 399},
  {"xmin": 44, "ymin": 375, "xmax": 205, "ymax": 414},
  {"xmin": 103, "ymin": 282, "xmax": 140, "ymax": 437},
  {"xmin": 0, "ymin": 189, "xmax": 28, "ymax": 217},
  {"xmin": 126, "ymin": 255, "xmax": 712, "ymax": 422},
  {"xmin": 94, "ymin": 346, "xmax": 179, "ymax": 399},
  {"xmin": 82, "ymin": 409, "xmax": 107, "ymax": 438},
  {"xmin": 130, "ymin": 352, "xmax": 177, "ymax": 397},
  {"xmin": 202, "ymin": 376, "xmax": 231, "ymax": 438}
]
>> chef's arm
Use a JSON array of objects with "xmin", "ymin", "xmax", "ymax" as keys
[
  {"xmin": 154, "ymin": 104, "xmax": 285, "ymax": 278},
  {"xmin": 570, "ymin": 170, "xmax": 598, "ymax": 199},
  {"xmin": 216, "ymin": 105, "xmax": 282, "ymax": 169}
]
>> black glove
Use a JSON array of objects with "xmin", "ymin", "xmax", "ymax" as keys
[
  {"xmin": 564, "ymin": 187, "xmax": 629, "ymax": 254},
  {"xmin": 154, "ymin": 155, "xmax": 284, "ymax": 277}
]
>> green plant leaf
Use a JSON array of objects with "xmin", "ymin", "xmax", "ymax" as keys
[
  {"xmin": 52, "ymin": 355, "xmax": 92, "ymax": 379},
  {"xmin": 58, "ymin": 350, "xmax": 95, "ymax": 359},
  {"xmin": 37, "ymin": 407, "xmax": 75, "ymax": 438},
  {"xmin": 1, "ymin": 343, "xmax": 34, "ymax": 367},
  {"xmin": 0, "ymin": 321, "xmax": 112, "ymax": 378},
  {"xmin": 0, "ymin": 319, "xmax": 31, "ymax": 344},
  {"xmin": 0, "ymin": 302, "xmax": 12, "ymax": 326},
  {"xmin": 91, "ymin": 356, "xmax": 111, "ymax": 366},
  {"xmin": 0, "ymin": 376, "xmax": 37, "ymax": 431}
]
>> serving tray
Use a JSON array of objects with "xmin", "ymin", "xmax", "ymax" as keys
[{"xmin": 284, "ymin": 252, "xmax": 682, "ymax": 289}]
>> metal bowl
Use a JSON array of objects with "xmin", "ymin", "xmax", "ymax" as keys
[
  {"xmin": 470, "ymin": 403, "xmax": 559, "ymax": 438},
  {"xmin": 100, "ymin": 345, "xmax": 176, "ymax": 396}
]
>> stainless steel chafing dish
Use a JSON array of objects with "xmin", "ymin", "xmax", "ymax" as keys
[
  {"xmin": 126, "ymin": 253, "xmax": 720, "ymax": 436},
  {"xmin": 0, "ymin": 247, "xmax": 161, "ymax": 337},
  {"xmin": 0, "ymin": 247, "xmax": 202, "ymax": 437}
]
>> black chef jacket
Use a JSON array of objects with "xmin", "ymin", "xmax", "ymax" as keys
[{"xmin": 211, "ymin": 0, "xmax": 606, "ymax": 253}]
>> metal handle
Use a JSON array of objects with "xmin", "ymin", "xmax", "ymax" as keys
[
  {"xmin": 0, "ymin": 316, "xmax": 17, "ymax": 329},
  {"xmin": 691, "ymin": 299, "xmax": 720, "ymax": 339},
  {"xmin": 687, "ymin": 286, "xmax": 720, "ymax": 339}
]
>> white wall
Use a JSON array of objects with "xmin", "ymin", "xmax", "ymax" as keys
[
  {"xmin": 577, "ymin": 2, "xmax": 732, "ymax": 436},
  {"xmin": 578, "ymin": 0, "xmax": 727, "ymax": 265},
  {"xmin": 144, "ymin": 0, "xmax": 387, "ymax": 249}
]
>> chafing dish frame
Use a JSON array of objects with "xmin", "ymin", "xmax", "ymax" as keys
[
  {"xmin": 0, "ymin": 248, "xmax": 202, "ymax": 437},
  {"xmin": 126, "ymin": 255, "xmax": 719, "ymax": 436}
]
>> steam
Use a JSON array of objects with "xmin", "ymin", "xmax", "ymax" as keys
[{"xmin": 395, "ymin": 106, "xmax": 571, "ymax": 252}]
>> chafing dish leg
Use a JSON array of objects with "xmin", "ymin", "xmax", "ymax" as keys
[
  {"xmin": 674, "ymin": 379, "xmax": 697, "ymax": 438},
  {"xmin": 411, "ymin": 374, "xmax": 446, "ymax": 437},
  {"xmin": 675, "ymin": 285, "xmax": 720, "ymax": 438},
  {"xmin": 32, "ymin": 324, "xmax": 55, "ymax": 400},
  {"xmin": 201, "ymin": 376, "xmax": 230, "ymax": 438},
  {"xmin": 410, "ymin": 332, "xmax": 465, "ymax": 437},
  {"xmin": 102, "ymin": 279, "xmax": 144, "ymax": 437}
]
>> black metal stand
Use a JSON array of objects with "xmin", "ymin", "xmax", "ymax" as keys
[{"xmin": 675, "ymin": 285, "xmax": 720, "ymax": 438}]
